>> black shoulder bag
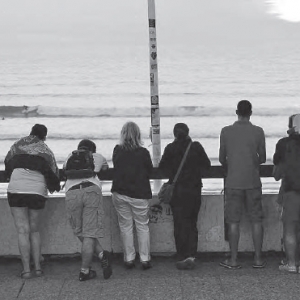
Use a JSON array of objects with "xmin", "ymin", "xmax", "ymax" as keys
[{"xmin": 158, "ymin": 141, "xmax": 192, "ymax": 204}]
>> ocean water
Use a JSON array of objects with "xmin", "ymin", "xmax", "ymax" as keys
[{"xmin": 1, "ymin": 42, "xmax": 300, "ymax": 195}]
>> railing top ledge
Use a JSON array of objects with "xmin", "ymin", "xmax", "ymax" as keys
[{"xmin": 0, "ymin": 165, "xmax": 274, "ymax": 183}]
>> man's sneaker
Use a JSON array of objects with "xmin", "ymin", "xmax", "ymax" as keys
[
  {"xmin": 176, "ymin": 257, "xmax": 196, "ymax": 270},
  {"xmin": 141, "ymin": 261, "xmax": 152, "ymax": 270},
  {"xmin": 79, "ymin": 269, "xmax": 97, "ymax": 281},
  {"xmin": 100, "ymin": 251, "xmax": 112, "ymax": 279},
  {"xmin": 279, "ymin": 264, "xmax": 297, "ymax": 273},
  {"xmin": 280, "ymin": 258, "xmax": 300, "ymax": 267},
  {"xmin": 124, "ymin": 260, "xmax": 135, "ymax": 269}
]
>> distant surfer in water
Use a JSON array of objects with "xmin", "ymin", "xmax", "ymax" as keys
[
  {"xmin": 22, "ymin": 105, "xmax": 38, "ymax": 118},
  {"xmin": 23, "ymin": 105, "xmax": 29, "ymax": 117}
]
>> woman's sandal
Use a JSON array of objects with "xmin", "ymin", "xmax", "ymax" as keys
[
  {"xmin": 35, "ymin": 269, "xmax": 44, "ymax": 277},
  {"xmin": 20, "ymin": 271, "xmax": 34, "ymax": 280}
]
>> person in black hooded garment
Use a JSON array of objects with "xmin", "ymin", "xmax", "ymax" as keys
[{"xmin": 159, "ymin": 123, "xmax": 211, "ymax": 269}]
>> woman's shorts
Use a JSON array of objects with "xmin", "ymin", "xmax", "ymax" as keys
[{"xmin": 7, "ymin": 193, "xmax": 47, "ymax": 210}]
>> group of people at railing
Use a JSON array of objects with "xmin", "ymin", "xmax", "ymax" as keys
[{"xmin": 3, "ymin": 100, "xmax": 300, "ymax": 280}]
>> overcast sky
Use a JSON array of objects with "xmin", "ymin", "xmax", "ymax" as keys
[{"xmin": 0, "ymin": 0, "xmax": 299, "ymax": 47}]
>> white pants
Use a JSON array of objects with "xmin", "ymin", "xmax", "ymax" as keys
[{"xmin": 112, "ymin": 192, "xmax": 151, "ymax": 262}]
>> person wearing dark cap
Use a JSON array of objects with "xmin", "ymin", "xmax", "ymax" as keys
[
  {"xmin": 159, "ymin": 123, "xmax": 211, "ymax": 269},
  {"xmin": 63, "ymin": 139, "xmax": 112, "ymax": 281},
  {"xmin": 5, "ymin": 124, "xmax": 60, "ymax": 279},
  {"xmin": 219, "ymin": 100, "xmax": 266, "ymax": 270},
  {"xmin": 273, "ymin": 114, "xmax": 300, "ymax": 273}
]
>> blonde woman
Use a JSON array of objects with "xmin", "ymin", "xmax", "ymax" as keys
[{"xmin": 111, "ymin": 122, "xmax": 153, "ymax": 270}]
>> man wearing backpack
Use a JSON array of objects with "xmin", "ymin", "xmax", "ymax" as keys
[
  {"xmin": 273, "ymin": 114, "xmax": 300, "ymax": 273},
  {"xmin": 64, "ymin": 139, "xmax": 112, "ymax": 281}
]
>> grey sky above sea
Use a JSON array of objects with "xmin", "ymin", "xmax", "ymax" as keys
[{"xmin": 0, "ymin": 0, "xmax": 299, "ymax": 49}]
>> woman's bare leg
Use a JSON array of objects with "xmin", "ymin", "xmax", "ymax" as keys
[
  {"xmin": 10, "ymin": 207, "xmax": 31, "ymax": 273},
  {"xmin": 29, "ymin": 209, "xmax": 43, "ymax": 271}
]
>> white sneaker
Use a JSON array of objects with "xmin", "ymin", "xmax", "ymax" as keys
[
  {"xmin": 176, "ymin": 257, "xmax": 196, "ymax": 270},
  {"xmin": 279, "ymin": 264, "xmax": 297, "ymax": 273}
]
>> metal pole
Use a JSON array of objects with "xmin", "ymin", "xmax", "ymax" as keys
[{"xmin": 148, "ymin": 0, "xmax": 161, "ymax": 167}]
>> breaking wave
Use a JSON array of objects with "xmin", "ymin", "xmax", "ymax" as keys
[{"xmin": 1, "ymin": 105, "xmax": 299, "ymax": 119}]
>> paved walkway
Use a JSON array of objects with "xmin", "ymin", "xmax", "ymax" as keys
[{"xmin": 0, "ymin": 253, "xmax": 299, "ymax": 300}]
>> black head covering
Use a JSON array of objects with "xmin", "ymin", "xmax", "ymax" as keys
[
  {"xmin": 77, "ymin": 139, "xmax": 96, "ymax": 153},
  {"xmin": 173, "ymin": 123, "xmax": 189, "ymax": 140}
]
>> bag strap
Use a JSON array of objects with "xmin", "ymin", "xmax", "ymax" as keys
[{"xmin": 172, "ymin": 141, "xmax": 192, "ymax": 184}]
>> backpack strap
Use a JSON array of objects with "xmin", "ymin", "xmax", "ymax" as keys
[{"xmin": 172, "ymin": 141, "xmax": 192, "ymax": 184}]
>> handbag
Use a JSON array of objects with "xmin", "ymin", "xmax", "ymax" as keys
[{"xmin": 158, "ymin": 141, "xmax": 192, "ymax": 204}]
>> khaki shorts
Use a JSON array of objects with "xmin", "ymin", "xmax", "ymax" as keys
[
  {"xmin": 225, "ymin": 188, "xmax": 263, "ymax": 223},
  {"xmin": 282, "ymin": 191, "xmax": 300, "ymax": 224},
  {"xmin": 65, "ymin": 184, "xmax": 104, "ymax": 238}
]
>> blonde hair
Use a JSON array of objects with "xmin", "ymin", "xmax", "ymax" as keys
[{"xmin": 119, "ymin": 121, "xmax": 143, "ymax": 150}]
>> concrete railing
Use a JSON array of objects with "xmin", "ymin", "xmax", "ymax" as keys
[
  {"xmin": 0, "ymin": 165, "xmax": 282, "ymax": 256},
  {"xmin": 0, "ymin": 165, "xmax": 275, "ymax": 182}
]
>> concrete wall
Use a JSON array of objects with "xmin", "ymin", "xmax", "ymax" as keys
[{"xmin": 0, "ymin": 194, "xmax": 283, "ymax": 256}]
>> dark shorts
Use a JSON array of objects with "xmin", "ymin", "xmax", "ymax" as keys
[
  {"xmin": 282, "ymin": 191, "xmax": 300, "ymax": 224},
  {"xmin": 225, "ymin": 188, "xmax": 263, "ymax": 223},
  {"xmin": 7, "ymin": 193, "xmax": 47, "ymax": 210}
]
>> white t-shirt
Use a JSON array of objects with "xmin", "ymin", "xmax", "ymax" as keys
[
  {"xmin": 64, "ymin": 152, "xmax": 108, "ymax": 192},
  {"xmin": 7, "ymin": 169, "xmax": 48, "ymax": 197}
]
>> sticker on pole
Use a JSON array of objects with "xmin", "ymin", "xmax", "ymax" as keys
[
  {"xmin": 153, "ymin": 127, "xmax": 160, "ymax": 134},
  {"xmin": 149, "ymin": 19, "xmax": 156, "ymax": 28},
  {"xmin": 151, "ymin": 108, "xmax": 160, "ymax": 126},
  {"xmin": 150, "ymin": 73, "xmax": 155, "ymax": 86},
  {"xmin": 151, "ymin": 95, "xmax": 159, "ymax": 105},
  {"xmin": 151, "ymin": 52, "xmax": 157, "ymax": 60}
]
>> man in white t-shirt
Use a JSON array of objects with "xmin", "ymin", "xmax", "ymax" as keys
[{"xmin": 64, "ymin": 139, "xmax": 112, "ymax": 281}]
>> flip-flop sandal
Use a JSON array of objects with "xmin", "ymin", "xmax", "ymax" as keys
[
  {"xmin": 35, "ymin": 269, "xmax": 44, "ymax": 277},
  {"xmin": 219, "ymin": 261, "xmax": 241, "ymax": 270},
  {"xmin": 252, "ymin": 261, "xmax": 267, "ymax": 268},
  {"xmin": 20, "ymin": 271, "xmax": 34, "ymax": 280}
]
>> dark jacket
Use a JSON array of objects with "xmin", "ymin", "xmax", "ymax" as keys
[
  {"xmin": 159, "ymin": 137, "xmax": 211, "ymax": 190},
  {"xmin": 273, "ymin": 134, "xmax": 300, "ymax": 192},
  {"xmin": 111, "ymin": 145, "xmax": 153, "ymax": 199}
]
